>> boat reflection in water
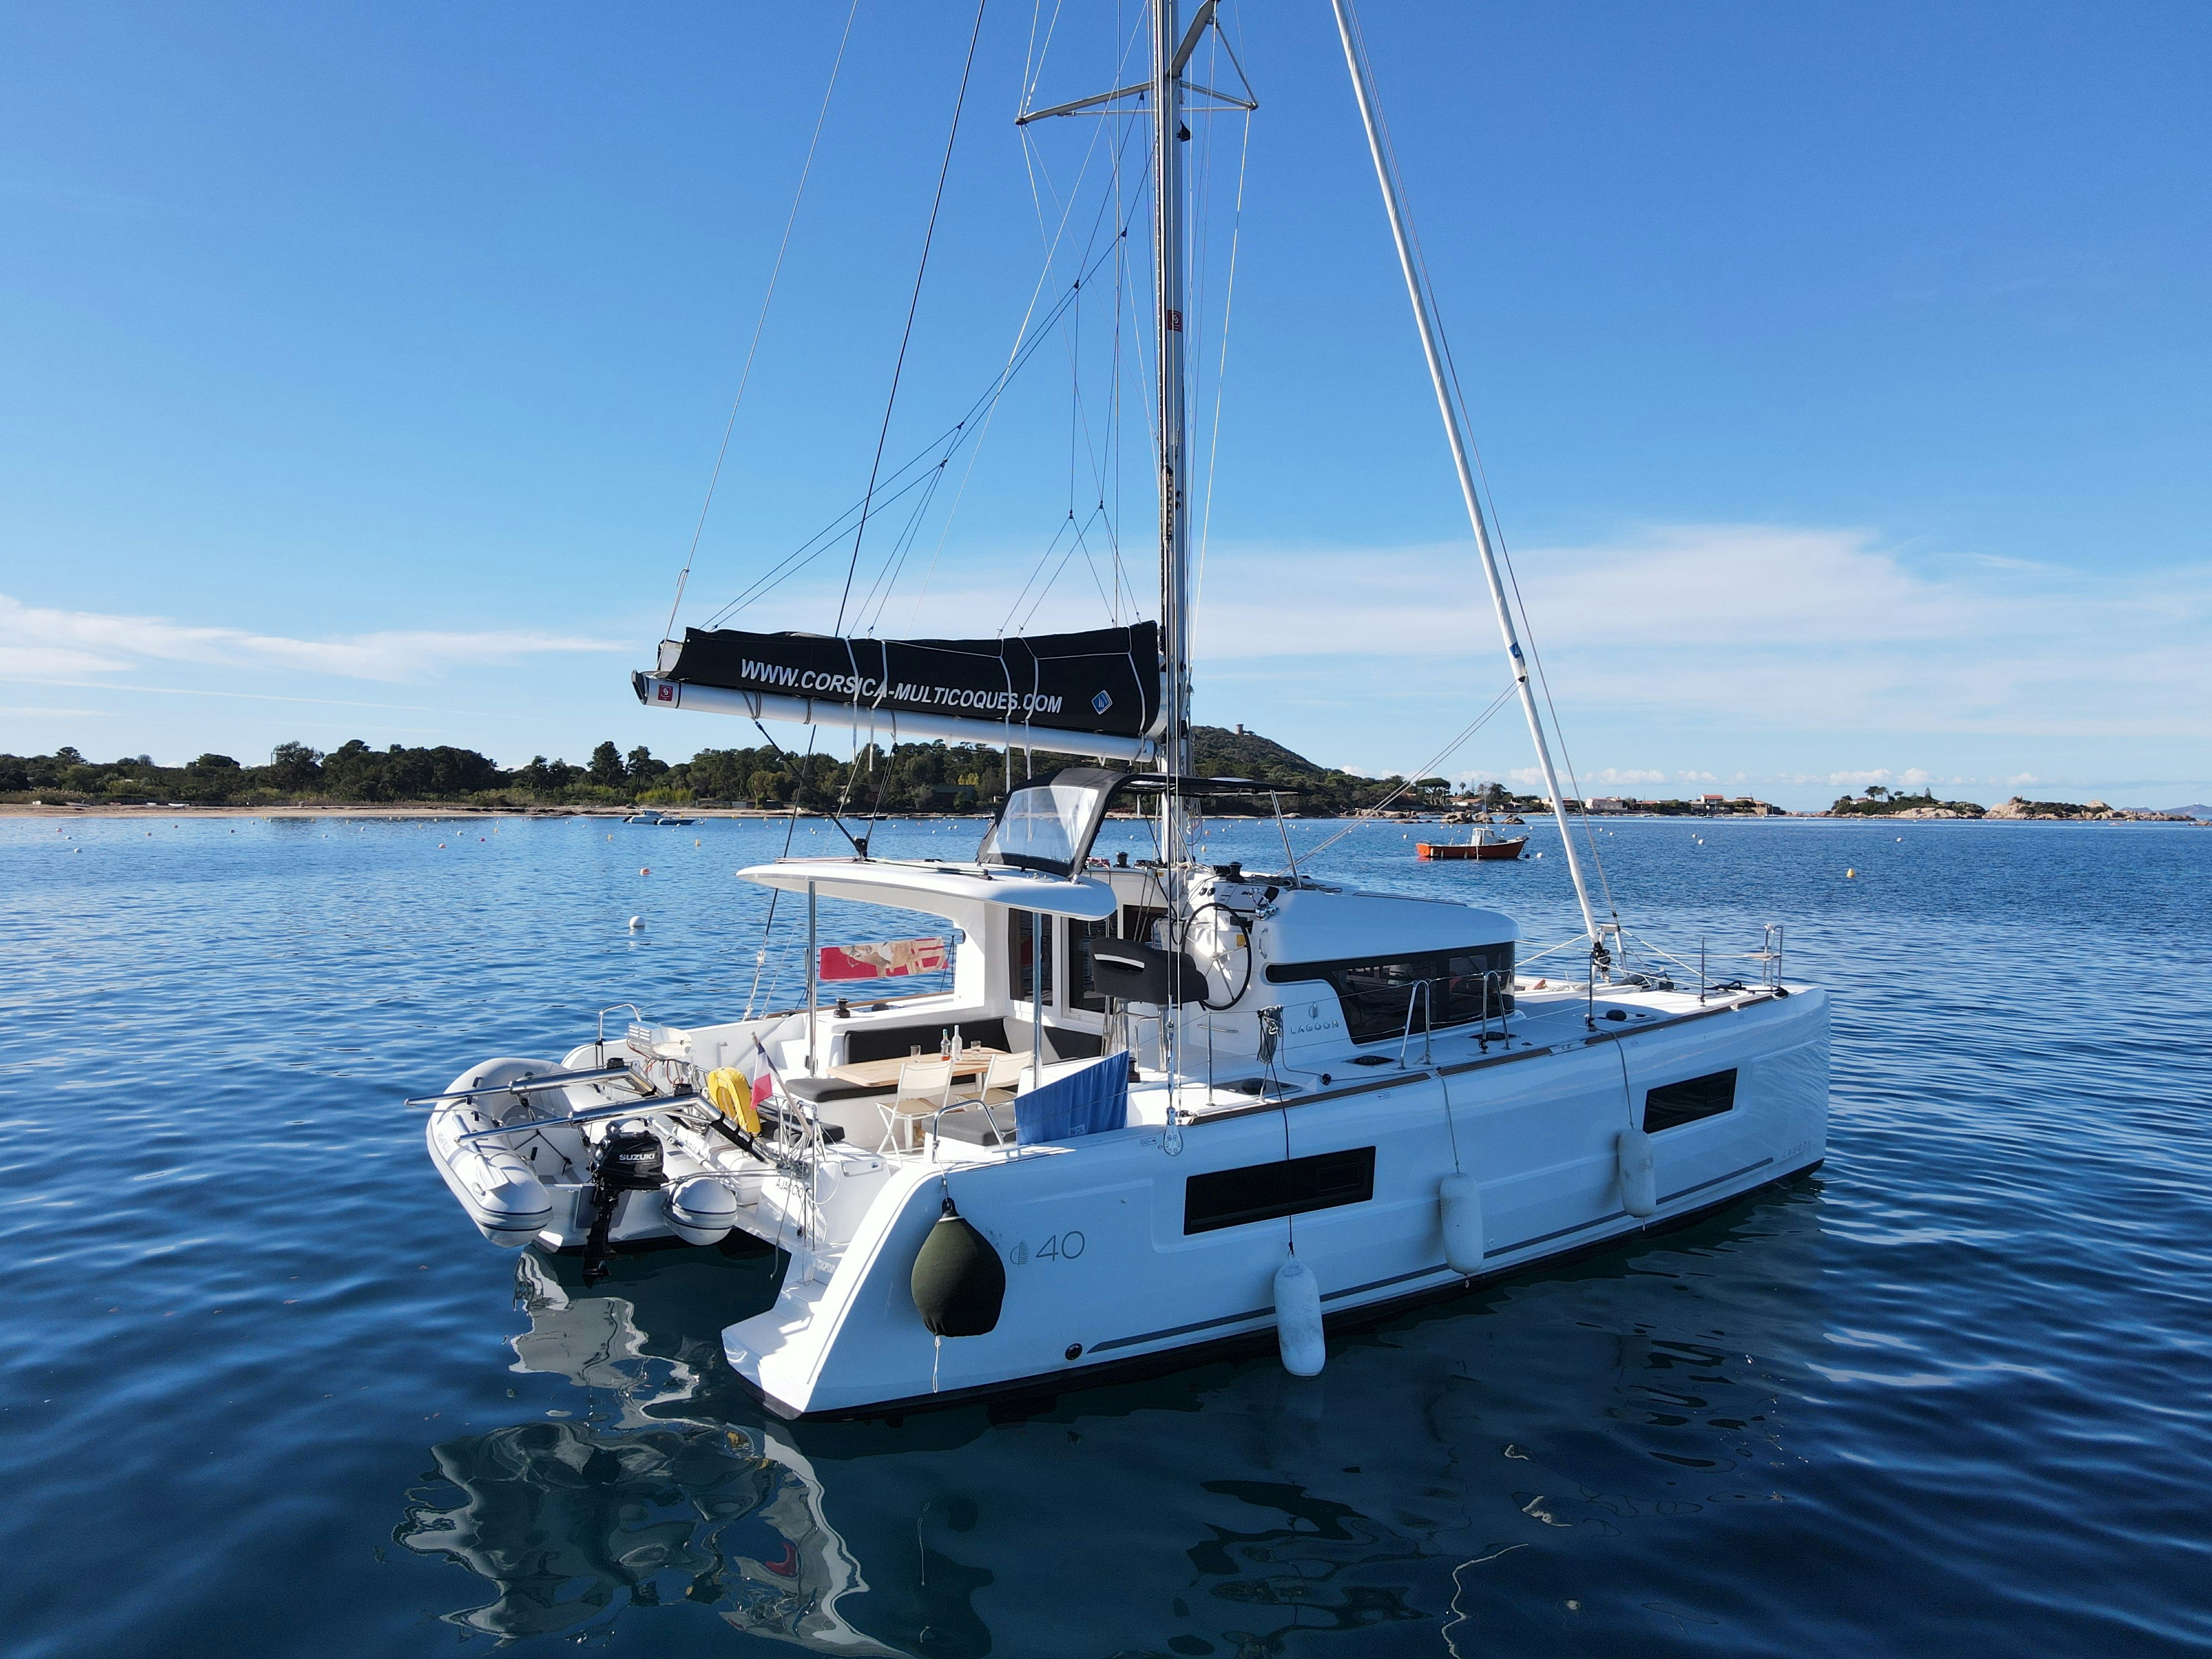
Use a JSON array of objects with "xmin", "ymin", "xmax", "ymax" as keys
[
  {"xmin": 396, "ymin": 1178, "xmax": 1827, "ymax": 1656},
  {"xmin": 395, "ymin": 1246, "xmax": 916, "ymax": 1653}
]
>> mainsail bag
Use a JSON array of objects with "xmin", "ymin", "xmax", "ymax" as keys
[{"xmin": 655, "ymin": 623, "xmax": 1161, "ymax": 740}]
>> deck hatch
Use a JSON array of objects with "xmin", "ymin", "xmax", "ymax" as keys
[{"xmin": 1183, "ymin": 1146, "xmax": 1377, "ymax": 1235}]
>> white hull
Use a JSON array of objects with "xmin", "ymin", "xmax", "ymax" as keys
[
  {"xmin": 721, "ymin": 985, "xmax": 1827, "ymax": 1418},
  {"xmin": 423, "ymin": 879, "xmax": 1827, "ymax": 1420}
]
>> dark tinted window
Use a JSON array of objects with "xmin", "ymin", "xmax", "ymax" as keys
[
  {"xmin": 1184, "ymin": 1146, "xmax": 1377, "ymax": 1235},
  {"xmin": 1644, "ymin": 1068, "xmax": 1738, "ymax": 1133},
  {"xmin": 1121, "ymin": 905, "xmax": 1168, "ymax": 945},
  {"xmin": 1009, "ymin": 911, "xmax": 1053, "ymax": 1004},
  {"xmin": 1067, "ymin": 915, "xmax": 1114, "ymax": 1012},
  {"xmin": 1267, "ymin": 945, "xmax": 1514, "ymax": 1044}
]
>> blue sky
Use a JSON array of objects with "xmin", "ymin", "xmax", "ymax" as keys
[{"xmin": 3, "ymin": 2, "xmax": 2206, "ymax": 808}]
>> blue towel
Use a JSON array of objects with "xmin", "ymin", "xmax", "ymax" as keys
[{"xmin": 1014, "ymin": 1056, "xmax": 1130, "ymax": 1146}]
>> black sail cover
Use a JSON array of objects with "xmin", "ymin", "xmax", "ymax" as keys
[{"xmin": 658, "ymin": 622, "xmax": 1161, "ymax": 740}]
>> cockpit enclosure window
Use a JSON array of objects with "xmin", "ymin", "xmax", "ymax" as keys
[
  {"xmin": 1266, "ymin": 944, "xmax": 1515, "ymax": 1044},
  {"xmin": 977, "ymin": 765, "xmax": 1126, "ymax": 878}
]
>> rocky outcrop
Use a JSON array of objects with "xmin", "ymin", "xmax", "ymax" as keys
[{"xmin": 1985, "ymin": 796, "xmax": 2131, "ymax": 821}]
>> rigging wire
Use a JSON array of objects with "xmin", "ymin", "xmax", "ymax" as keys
[
  {"xmin": 1342, "ymin": 0, "xmax": 1620, "ymax": 925},
  {"xmin": 901, "ymin": 126, "xmax": 1145, "ymax": 630},
  {"xmin": 1191, "ymin": 99, "xmax": 1251, "ymax": 615},
  {"xmin": 664, "ymin": 0, "xmax": 860, "ymax": 642},
  {"xmin": 703, "ymin": 228, "xmax": 1129, "ymax": 629},
  {"xmin": 742, "ymin": 726, "xmax": 821, "ymax": 1019},
  {"xmin": 1381, "ymin": 90, "xmax": 1621, "ymax": 922},
  {"xmin": 834, "ymin": 0, "xmax": 990, "ymax": 634},
  {"xmin": 1293, "ymin": 684, "xmax": 1517, "ymax": 865},
  {"xmin": 995, "ymin": 11, "xmax": 1152, "ymax": 637}
]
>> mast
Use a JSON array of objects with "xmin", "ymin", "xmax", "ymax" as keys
[
  {"xmin": 1015, "ymin": 0, "xmax": 1249, "ymax": 878},
  {"xmin": 1328, "ymin": 0, "xmax": 1604, "ymax": 945},
  {"xmin": 1154, "ymin": 0, "xmax": 1194, "ymax": 870}
]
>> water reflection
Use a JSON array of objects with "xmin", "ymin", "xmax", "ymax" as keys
[
  {"xmin": 398, "ymin": 1250, "xmax": 915, "ymax": 1651},
  {"xmin": 398, "ymin": 1417, "xmax": 897, "ymax": 1650},
  {"xmin": 398, "ymin": 1183, "xmax": 1830, "ymax": 1655}
]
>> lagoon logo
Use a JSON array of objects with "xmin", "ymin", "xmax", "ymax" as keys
[{"xmin": 1092, "ymin": 690, "xmax": 1113, "ymax": 714}]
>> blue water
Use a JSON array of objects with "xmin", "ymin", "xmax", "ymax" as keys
[{"xmin": 4, "ymin": 810, "xmax": 2209, "ymax": 1657}]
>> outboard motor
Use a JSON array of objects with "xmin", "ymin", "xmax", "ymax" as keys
[{"xmin": 582, "ymin": 1119, "xmax": 665, "ymax": 1285}]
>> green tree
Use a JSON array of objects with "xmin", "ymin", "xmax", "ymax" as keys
[
  {"xmin": 266, "ymin": 742, "xmax": 323, "ymax": 792},
  {"xmin": 588, "ymin": 742, "xmax": 625, "ymax": 789}
]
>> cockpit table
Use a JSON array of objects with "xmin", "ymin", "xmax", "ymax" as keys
[{"xmin": 827, "ymin": 1046, "xmax": 1009, "ymax": 1092}]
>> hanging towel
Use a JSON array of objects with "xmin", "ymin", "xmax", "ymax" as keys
[{"xmin": 1014, "ymin": 1056, "xmax": 1130, "ymax": 1146}]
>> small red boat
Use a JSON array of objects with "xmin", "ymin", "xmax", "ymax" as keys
[{"xmin": 1417, "ymin": 821, "xmax": 1527, "ymax": 860}]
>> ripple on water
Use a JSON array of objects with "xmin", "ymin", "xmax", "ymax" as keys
[{"xmin": 2, "ymin": 815, "xmax": 2209, "ymax": 1657}]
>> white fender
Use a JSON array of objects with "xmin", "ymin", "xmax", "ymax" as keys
[
  {"xmin": 1274, "ymin": 1255, "xmax": 1326, "ymax": 1377},
  {"xmin": 1618, "ymin": 1125, "xmax": 1657, "ymax": 1218},
  {"xmin": 666, "ymin": 1175, "xmax": 738, "ymax": 1247},
  {"xmin": 1439, "ymin": 1172, "xmax": 1484, "ymax": 1275}
]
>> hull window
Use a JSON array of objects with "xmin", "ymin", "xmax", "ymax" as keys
[
  {"xmin": 1184, "ymin": 1146, "xmax": 1377, "ymax": 1235},
  {"xmin": 1266, "ymin": 946, "xmax": 1514, "ymax": 1044},
  {"xmin": 1644, "ymin": 1068, "xmax": 1738, "ymax": 1133}
]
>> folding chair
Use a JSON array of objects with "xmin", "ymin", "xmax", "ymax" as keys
[{"xmin": 879, "ymin": 1056, "xmax": 956, "ymax": 1154}]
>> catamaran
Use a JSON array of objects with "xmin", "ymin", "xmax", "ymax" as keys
[{"xmin": 422, "ymin": 0, "xmax": 1829, "ymax": 1421}]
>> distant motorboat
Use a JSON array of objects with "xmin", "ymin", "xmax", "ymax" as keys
[
  {"xmin": 1418, "ymin": 819, "xmax": 1527, "ymax": 861},
  {"xmin": 624, "ymin": 810, "xmax": 697, "ymax": 826}
]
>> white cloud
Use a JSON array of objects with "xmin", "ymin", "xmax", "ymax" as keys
[
  {"xmin": 0, "ymin": 593, "xmax": 624, "ymax": 685},
  {"xmin": 1186, "ymin": 526, "xmax": 2212, "ymax": 742},
  {"xmin": 1512, "ymin": 765, "xmax": 1663, "ymax": 788}
]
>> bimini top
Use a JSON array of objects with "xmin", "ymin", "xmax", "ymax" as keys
[
  {"xmin": 977, "ymin": 765, "xmax": 1296, "ymax": 879},
  {"xmin": 737, "ymin": 857, "xmax": 1117, "ymax": 922}
]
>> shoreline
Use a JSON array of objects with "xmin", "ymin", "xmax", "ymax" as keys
[
  {"xmin": 0, "ymin": 802, "xmax": 855, "ymax": 821},
  {"xmin": 3, "ymin": 801, "xmax": 2200, "ymax": 826}
]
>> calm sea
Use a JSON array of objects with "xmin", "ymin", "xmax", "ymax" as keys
[{"xmin": 3, "ymin": 810, "xmax": 2208, "ymax": 1657}]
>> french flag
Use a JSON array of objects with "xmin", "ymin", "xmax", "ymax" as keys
[{"xmin": 746, "ymin": 1034, "xmax": 780, "ymax": 1108}]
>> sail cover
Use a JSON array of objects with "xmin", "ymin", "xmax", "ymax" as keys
[{"xmin": 655, "ymin": 623, "xmax": 1161, "ymax": 741}]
